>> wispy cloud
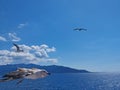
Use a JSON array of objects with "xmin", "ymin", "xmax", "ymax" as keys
[
  {"xmin": 8, "ymin": 33, "xmax": 21, "ymax": 42},
  {"xmin": 17, "ymin": 22, "xmax": 28, "ymax": 29},
  {"xmin": 0, "ymin": 36, "xmax": 7, "ymax": 42},
  {"xmin": 0, "ymin": 44, "xmax": 57, "ymax": 65}
]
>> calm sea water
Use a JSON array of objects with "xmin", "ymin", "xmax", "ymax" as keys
[{"xmin": 0, "ymin": 73, "xmax": 120, "ymax": 90}]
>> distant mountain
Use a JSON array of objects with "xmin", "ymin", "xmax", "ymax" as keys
[{"xmin": 0, "ymin": 64, "xmax": 90, "ymax": 75}]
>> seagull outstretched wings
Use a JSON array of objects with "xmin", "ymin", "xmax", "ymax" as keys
[{"xmin": 74, "ymin": 28, "xmax": 87, "ymax": 31}]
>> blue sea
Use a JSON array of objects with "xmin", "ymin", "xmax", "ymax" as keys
[{"xmin": 0, "ymin": 73, "xmax": 120, "ymax": 90}]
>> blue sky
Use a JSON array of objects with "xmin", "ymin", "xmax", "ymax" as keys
[{"xmin": 0, "ymin": 0, "xmax": 120, "ymax": 72}]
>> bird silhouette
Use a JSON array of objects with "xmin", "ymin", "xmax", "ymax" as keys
[
  {"xmin": 13, "ymin": 43, "xmax": 24, "ymax": 52},
  {"xmin": 74, "ymin": 28, "xmax": 87, "ymax": 31}
]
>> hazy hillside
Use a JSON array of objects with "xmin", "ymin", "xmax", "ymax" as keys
[{"xmin": 0, "ymin": 64, "xmax": 90, "ymax": 75}]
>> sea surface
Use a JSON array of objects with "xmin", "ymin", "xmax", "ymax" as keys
[{"xmin": 0, "ymin": 73, "xmax": 120, "ymax": 90}]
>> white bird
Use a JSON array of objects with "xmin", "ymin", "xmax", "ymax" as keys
[{"xmin": 0, "ymin": 68, "xmax": 50, "ymax": 84}]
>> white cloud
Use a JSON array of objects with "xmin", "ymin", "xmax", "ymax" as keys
[
  {"xmin": 31, "ymin": 44, "xmax": 56, "ymax": 57},
  {"xmin": 0, "ymin": 56, "xmax": 13, "ymax": 65},
  {"xmin": 0, "ymin": 44, "xmax": 57, "ymax": 65},
  {"xmin": 0, "ymin": 36, "xmax": 7, "ymax": 42},
  {"xmin": 17, "ymin": 22, "xmax": 28, "ymax": 29},
  {"xmin": 8, "ymin": 33, "xmax": 21, "ymax": 42}
]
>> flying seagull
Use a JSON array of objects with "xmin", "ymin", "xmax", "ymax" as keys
[
  {"xmin": 13, "ymin": 43, "xmax": 24, "ymax": 52},
  {"xmin": 74, "ymin": 28, "xmax": 87, "ymax": 31},
  {"xmin": 0, "ymin": 68, "xmax": 50, "ymax": 84}
]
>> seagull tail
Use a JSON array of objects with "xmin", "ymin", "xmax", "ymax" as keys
[{"xmin": 0, "ymin": 78, "xmax": 13, "ymax": 82}]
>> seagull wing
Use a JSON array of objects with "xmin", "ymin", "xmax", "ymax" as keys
[
  {"xmin": 74, "ymin": 28, "xmax": 79, "ymax": 30},
  {"xmin": 82, "ymin": 28, "xmax": 87, "ymax": 31},
  {"xmin": 13, "ymin": 43, "xmax": 20, "ymax": 51},
  {"xmin": 3, "ymin": 70, "xmax": 28, "ymax": 80}
]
